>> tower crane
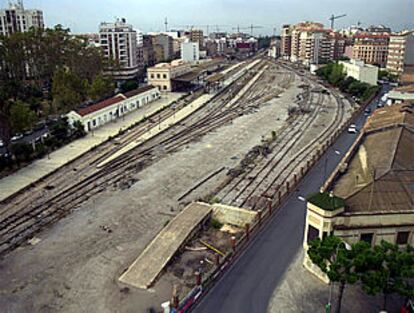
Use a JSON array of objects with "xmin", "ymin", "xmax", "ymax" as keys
[
  {"xmin": 232, "ymin": 24, "xmax": 264, "ymax": 36},
  {"xmin": 329, "ymin": 14, "xmax": 347, "ymax": 30}
]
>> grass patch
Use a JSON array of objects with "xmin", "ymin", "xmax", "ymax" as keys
[{"xmin": 306, "ymin": 192, "xmax": 345, "ymax": 211}]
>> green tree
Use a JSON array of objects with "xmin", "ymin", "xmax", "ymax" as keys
[
  {"xmin": 51, "ymin": 68, "xmax": 84, "ymax": 113},
  {"xmin": 355, "ymin": 241, "xmax": 414, "ymax": 310},
  {"xmin": 88, "ymin": 74, "xmax": 114, "ymax": 101},
  {"xmin": 120, "ymin": 80, "xmax": 139, "ymax": 93},
  {"xmin": 308, "ymin": 236, "xmax": 359, "ymax": 313},
  {"xmin": 71, "ymin": 120, "xmax": 86, "ymax": 139},
  {"xmin": 328, "ymin": 63, "xmax": 345, "ymax": 86},
  {"xmin": 9, "ymin": 100, "xmax": 37, "ymax": 134}
]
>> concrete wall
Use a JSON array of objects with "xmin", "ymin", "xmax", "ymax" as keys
[{"xmin": 212, "ymin": 204, "xmax": 257, "ymax": 228}]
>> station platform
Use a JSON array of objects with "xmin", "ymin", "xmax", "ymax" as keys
[
  {"xmin": 0, "ymin": 93, "xmax": 183, "ymax": 202},
  {"xmin": 119, "ymin": 202, "xmax": 212, "ymax": 289}
]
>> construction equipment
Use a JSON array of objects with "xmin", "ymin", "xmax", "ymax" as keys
[
  {"xmin": 173, "ymin": 24, "xmax": 229, "ymax": 34},
  {"xmin": 232, "ymin": 24, "xmax": 264, "ymax": 36},
  {"xmin": 329, "ymin": 14, "xmax": 347, "ymax": 30}
]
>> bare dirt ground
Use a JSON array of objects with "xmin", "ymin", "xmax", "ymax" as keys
[{"xmin": 0, "ymin": 65, "xmax": 347, "ymax": 313}]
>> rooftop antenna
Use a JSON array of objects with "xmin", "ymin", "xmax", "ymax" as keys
[{"xmin": 164, "ymin": 17, "xmax": 168, "ymax": 32}]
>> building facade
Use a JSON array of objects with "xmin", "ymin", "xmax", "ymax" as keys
[
  {"xmin": 303, "ymin": 103, "xmax": 414, "ymax": 283},
  {"xmin": 147, "ymin": 60, "xmax": 192, "ymax": 92},
  {"xmin": 386, "ymin": 31, "xmax": 414, "ymax": 76},
  {"xmin": 99, "ymin": 19, "xmax": 139, "ymax": 80},
  {"xmin": 352, "ymin": 34, "xmax": 389, "ymax": 67},
  {"xmin": 190, "ymin": 29, "xmax": 204, "ymax": 50},
  {"xmin": 281, "ymin": 22, "xmax": 345, "ymax": 65},
  {"xmin": 339, "ymin": 59, "xmax": 378, "ymax": 85},
  {"xmin": 0, "ymin": 0, "xmax": 44, "ymax": 36},
  {"xmin": 66, "ymin": 86, "xmax": 160, "ymax": 132},
  {"xmin": 181, "ymin": 41, "xmax": 200, "ymax": 63}
]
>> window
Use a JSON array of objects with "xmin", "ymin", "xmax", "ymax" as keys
[
  {"xmin": 150, "ymin": 74, "xmax": 154, "ymax": 79},
  {"xmin": 163, "ymin": 85, "xmax": 167, "ymax": 90},
  {"xmin": 396, "ymin": 231, "xmax": 410, "ymax": 245},
  {"xmin": 92, "ymin": 119, "xmax": 96, "ymax": 126},
  {"xmin": 157, "ymin": 73, "xmax": 161, "ymax": 79},
  {"xmin": 163, "ymin": 74, "xmax": 167, "ymax": 79},
  {"xmin": 360, "ymin": 233, "xmax": 374, "ymax": 245},
  {"xmin": 307, "ymin": 225, "xmax": 319, "ymax": 243}
]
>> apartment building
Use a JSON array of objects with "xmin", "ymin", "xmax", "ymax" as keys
[
  {"xmin": 282, "ymin": 22, "xmax": 345, "ymax": 65},
  {"xmin": 386, "ymin": 31, "xmax": 414, "ymax": 76},
  {"xmin": 303, "ymin": 102, "xmax": 414, "ymax": 283},
  {"xmin": 147, "ymin": 60, "xmax": 192, "ymax": 91},
  {"xmin": 150, "ymin": 34, "xmax": 174, "ymax": 63},
  {"xmin": 281, "ymin": 25, "xmax": 292, "ymax": 59},
  {"xmin": 190, "ymin": 29, "xmax": 204, "ymax": 49},
  {"xmin": 99, "ymin": 19, "xmax": 140, "ymax": 80},
  {"xmin": 0, "ymin": 0, "xmax": 44, "ymax": 36},
  {"xmin": 352, "ymin": 34, "xmax": 389, "ymax": 67},
  {"xmin": 181, "ymin": 41, "xmax": 200, "ymax": 63}
]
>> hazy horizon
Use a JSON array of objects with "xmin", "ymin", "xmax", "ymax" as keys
[{"xmin": 2, "ymin": 0, "xmax": 413, "ymax": 35}]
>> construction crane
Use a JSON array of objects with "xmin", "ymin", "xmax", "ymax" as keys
[
  {"xmin": 329, "ymin": 13, "xmax": 347, "ymax": 30},
  {"xmin": 232, "ymin": 24, "xmax": 264, "ymax": 36},
  {"xmin": 173, "ymin": 24, "xmax": 229, "ymax": 34}
]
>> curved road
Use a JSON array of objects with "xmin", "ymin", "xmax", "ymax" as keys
[{"xmin": 194, "ymin": 86, "xmax": 390, "ymax": 313}]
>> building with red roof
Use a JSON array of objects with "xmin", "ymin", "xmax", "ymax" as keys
[{"xmin": 66, "ymin": 85, "xmax": 160, "ymax": 132}]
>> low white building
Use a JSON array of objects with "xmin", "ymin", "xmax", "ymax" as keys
[
  {"xmin": 66, "ymin": 86, "xmax": 160, "ymax": 132},
  {"xmin": 181, "ymin": 41, "xmax": 200, "ymax": 63},
  {"xmin": 339, "ymin": 59, "xmax": 379, "ymax": 86}
]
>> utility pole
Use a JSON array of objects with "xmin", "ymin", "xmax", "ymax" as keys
[{"xmin": 164, "ymin": 17, "xmax": 168, "ymax": 32}]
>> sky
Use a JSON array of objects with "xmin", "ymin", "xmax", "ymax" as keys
[{"xmin": 3, "ymin": 0, "xmax": 414, "ymax": 35}]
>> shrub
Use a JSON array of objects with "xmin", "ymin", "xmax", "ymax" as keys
[{"xmin": 210, "ymin": 218, "xmax": 223, "ymax": 230}]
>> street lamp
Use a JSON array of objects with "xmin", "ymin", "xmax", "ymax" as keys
[{"xmin": 326, "ymin": 241, "xmax": 352, "ymax": 313}]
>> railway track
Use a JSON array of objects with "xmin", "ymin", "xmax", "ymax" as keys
[
  {"xmin": 217, "ymin": 90, "xmax": 322, "ymax": 204},
  {"xmin": 218, "ymin": 68, "xmax": 349, "ymax": 210},
  {"xmin": 0, "ymin": 58, "xmax": 274, "ymax": 257}
]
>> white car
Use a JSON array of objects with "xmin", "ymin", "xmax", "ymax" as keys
[
  {"xmin": 348, "ymin": 124, "xmax": 358, "ymax": 134},
  {"xmin": 0, "ymin": 140, "xmax": 4, "ymax": 147},
  {"xmin": 11, "ymin": 133, "xmax": 24, "ymax": 142}
]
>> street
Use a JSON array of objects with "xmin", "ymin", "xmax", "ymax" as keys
[{"xmin": 194, "ymin": 87, "xmax": 389, "ymax": 313}]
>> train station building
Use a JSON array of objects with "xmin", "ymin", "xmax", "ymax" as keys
[
  {"xmin": 66, "ymin": 85, "xmax": 160, "ymax": 132},
  {"xmin": 302, "ymin": 102, "xmax": 414, "ymax": 282}
]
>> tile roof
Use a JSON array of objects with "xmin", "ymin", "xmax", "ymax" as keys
[
  {"xmin": 123, "ymin": 85, "xmax": 157, "ymax": 98},
  {"xmin": 332, "ymin": 103, "xmax": 414, "ymax": 214},
  {"xmin": 76, "ymin": 95, "xmax": 126, "ymax": 117}
]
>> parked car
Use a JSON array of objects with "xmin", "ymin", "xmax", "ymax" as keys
[
  {"xmin": 11, "ymin": 133, "xmax": 24, "ymax": 142},
  {"xmin": 364, "ymin": 108, "xmax": 371, "ymax": 116},
  {"xmin": 348, "ymin": 124, "xmax": 358, "ymax": 134},
  {"xmin": 0, "ymin": 140, "xmax": 4, "ymax": 147}
]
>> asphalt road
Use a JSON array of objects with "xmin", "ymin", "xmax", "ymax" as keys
[
  {"xmin": 194, "ymin": 87, "xmax": 390, "ymax": 313},
  {"xmin": 0, "ymin": 127, "xmax": 49, "ymax": 155}
]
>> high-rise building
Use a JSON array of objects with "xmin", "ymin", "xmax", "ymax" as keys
[
  {"xmin": 386, "ymin": 31, "xmax": 414, "ymax": 76},
  {"xmin": 150, "ymin": 34, "xmax": 174, "ymax": 62},
  {"xmin": 352, "ymin": 33, "xmax": 389, "ymax": 68},
  {"xmin": 190, "ymin": 29, "xmax": 204, "ymax": 49},
  {"xmin": 99, "ymin": 18, "xmax": 139, "ymax": 80},
  {"xmin": 0, "ymin": 0, "xmax": 44, "ymax": 36},
  {"xmin": 281, "ymin": 25, "xmax": 292, "ymax": 59},
  {"xmin": 281, "ymin": 22, "xmax": 345, "ymax": 65}
]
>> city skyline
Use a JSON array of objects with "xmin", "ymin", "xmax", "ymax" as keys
[{"xmin": 4, "ymin": 0, "xmax": 414, "ymax": 34}]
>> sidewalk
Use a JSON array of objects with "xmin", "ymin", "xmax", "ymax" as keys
[
  {"xmin": 0, "ymin": 93, "xmax": 183, "ymax": 202},
  {"xmin": 267, "ymin": 250, "xmax": 402, "ymax": 313}
]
